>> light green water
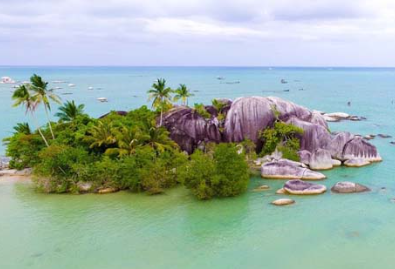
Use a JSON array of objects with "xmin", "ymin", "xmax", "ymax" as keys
[{"xmin": 1, "ymin": 161, "xmax": 395, "ymax": 269}]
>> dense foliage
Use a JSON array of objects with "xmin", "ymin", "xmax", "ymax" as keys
[
  {"xmin": 182, "ymin": 143, "xmax": 250, "ymax": 200},
  {"xmin": 259, "ymin": 121, "xmax": 304, "ymax": 161},
  {"xmin": 3, "ymin": 75, "xmax": 252, "ymax": 200}
]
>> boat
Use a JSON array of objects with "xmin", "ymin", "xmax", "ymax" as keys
[
  {"xmin": 55, "ymin": 87, "xmax": 63, "ymax": 90},
  {"xmin": 68, "ymin": 83, "xmax": 75, "ymax": 87},
  {"xmin": 1, "ymin": 77, "xmax": 16, "ymax": 84},
  {"xmin": 280, "ymin": 79, "xmax": 288, "ymax": 84},
  {"xmin": 88, "ymin": 87, "xmax": 94, "ymax": 90},
  {"xmin": 217, "ymin": 76, "xmax": 225, "ymax": 80},
  {"xmin": 52, "ymin": 80, "xmax": 66, "ymax": 83},
  {"xmin": 97, "ymin": 97, "xmax": 108, "ymax": 102}
]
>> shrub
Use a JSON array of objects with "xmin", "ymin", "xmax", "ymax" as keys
[
  {"xmin": 183, "ymin": 143, "xmax": 249, "ymax": 200},
  {"xmin": 260, "ymin": 121, "xmax": 303, "ymax": 161},
  {"xmin": 3, "ymin": 133, "xmax": 45, "ymax": 170},
  {"xmin": 194, "ymin": 103, "xmax": 211, "ymax": 119}
]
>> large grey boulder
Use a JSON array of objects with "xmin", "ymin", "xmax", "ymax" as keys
[
  {"xmin": 331, "ymin": 181, "xmax": 370, "ymax": 193},
  {"xmin": 284, "ymin": 179, "xmax": 327, "ymax": 195},
  {"xmin": 309, "ymin": 149, "xmax": 333, "ymax": 170},
  {"xmin": 261, "ymin": 159, "xmax": 326, "ymax": 180},
  {"xmin": 162, "ymin": 106, "xmax": 222, "ymax": 153},
  {"xmin": 342, "ymin": 137, "xmax": 382, "ymax": 162},
  {"xmin": 344, "ymin": 158, "xmax": 370, "ymax": 167}
]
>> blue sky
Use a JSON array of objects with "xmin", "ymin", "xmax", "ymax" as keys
[{"xmin": 1, "ymin": 0, "xmax": 395, "ymax": 66}]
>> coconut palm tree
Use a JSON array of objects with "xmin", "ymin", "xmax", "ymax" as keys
[
  {"xmin": 55, "ymin": 100, "xmax": 85, "ymax": 122},
  {"xmin": 174, "ymin": 84, "xmax": 194, "ymax": 106},
  {"xmin": 145, "ymin": 127, "xmax": 178, "ymax": 153},
  {"xmin": 30, "ymin": 74, "xmax": 61, "ymax": 139},
  {"xmin": 147, "ymin": 78, "xmax": 173, "ymax": 126},
  {"xmin": 88, "ymin": 121, "xmax": 116, "ymax": 149},
  {"xmin": 104, "ymin": 126, "xmax": 144, "ymax": 157},
  {"xmin": 13, "ymin": 122, "xmax": 31, "ymax": 135},
  {"xmin": 12, "ymin": 85, "xmax": 49, "ymax": 146}
]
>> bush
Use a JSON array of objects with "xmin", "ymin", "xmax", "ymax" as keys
[
  {"xmin": 4, "ymin": 133, "xmax": 45, "ymax": 170},
  {"xmin": 194, "ymin": 103, "xmax": 211, "ymax": 119},
  {"xmin": 183, "ymin": 143, "xmax": 249, "ymax": 200},
  {"xmin": 260, "ymin": 121, "xmax": 303, "ymax": 161}
]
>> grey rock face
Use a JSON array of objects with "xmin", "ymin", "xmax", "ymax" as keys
[
  {"xmin": 162, "ymin": 96, "xmax": 381, "ymax": 165},
  {"xmin": 162, "ymin": 106, "xmax": 222, "ymax": 154},
  {"xmin": 284, "ymin": 179, "xmax": 327, "ymax": 195},
  {"xmin": 309, "ymin": 149, "xmax": 333, "ymax": 170},
  {"xmin": 331, "ymin": 181, "xmax": 370, "ymax": 193},
  {"xmin": 261, "ymin": 159, "xmax": 326, "ymax": 180}
]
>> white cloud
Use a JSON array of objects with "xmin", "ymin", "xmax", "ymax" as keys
[{"xmin": 1, "ymin": 0, "xmax": 395, "ymax": 65}]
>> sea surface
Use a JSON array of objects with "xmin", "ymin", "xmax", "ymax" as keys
[{"xmin": 1, "ymin": 66, "xmax": 395, "ymax": 269}]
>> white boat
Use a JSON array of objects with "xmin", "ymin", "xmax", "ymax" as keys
[
  {"xmin": 88, "ymin": 86, "xmax": 94, "ymax": 90},
  {"xmin": 68, "ymin": 83, "xmax": 75, "ymax": 87},
  {"xmin": 52, "ymin": 80, "xmax": 66, "ymax": 84},
  {"xmin": 97, "ymin": 97, "xmax": 108, "ymax": 102},
  {"xmin": 1, "ymin": 76, "xmax": 16, "ymax": 84}
]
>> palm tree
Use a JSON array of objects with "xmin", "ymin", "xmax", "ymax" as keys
[
  {"xmin": 145, "ymin": 127, "xmax": 178, "ymax": 153},
  {"xmin": 147, "ymin": 78, "xmax": 173, "ymax": 126},
  {"xmin": 174, "ymin": 84, "xmax": 194, "ymax": 106},
  {"xmin": 30, "ymin": 74, "xmax": 61, "ymax": 139},
  {"xmin": 12, "ymin": 85, "xmax": 49, "ymax": 146},
  {"xmin": 13, "ymin": 122, "xmax": 31, "ymax": 135},
  {"xmin": 105, "ymin": 126, "xmax": 144, "ymax": 157},
  {"xmin": 55, "ymin": 100, "xmax": 85, "ymax": 122},
  {"xmin": 88, "ymin": 121, "xmax": 116, "ymax": 149}
]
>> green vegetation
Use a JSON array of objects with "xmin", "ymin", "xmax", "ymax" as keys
[
  {"xmin": 193, "ymin": 103, "xmax": 211, "ymax": 119},
  {"xmin": 259, "ymin": 121, "xmax": 304, "ymax": 161},
  {"xmin": 4, "ymin": 74, "xmax": 252, "ymax": 200},
  {"xmin": 181, "ymin": 143, "xmax": 249, "ymax": 200}
]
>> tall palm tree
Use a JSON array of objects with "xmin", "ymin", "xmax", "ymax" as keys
[
  {"xmin": 174, "ymin": 84, "xmax": 194, "ymax": 106},
  {"xmin": 30, "ymin": 74, "xmax": 61, "ymax": 139},
  {"xmin": 12, "ymin": 85, "xmax": 49, "ymax": 146},
  {"xmin": 55, "ymin": 100, "xmax": 85, "ymax": 122},
  {"xmin": 147, "ymin": 78, "xmax": 173, "ymax": 126}
]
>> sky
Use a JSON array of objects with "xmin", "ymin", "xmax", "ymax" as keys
[{"xmin": 1, "ymin": 0, "xmax": 395, "ymax": 66}]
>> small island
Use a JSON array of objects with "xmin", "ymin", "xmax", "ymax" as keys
[{"xmin": 2, "ymin": 75, "xmax": 382, "ymax": 201}]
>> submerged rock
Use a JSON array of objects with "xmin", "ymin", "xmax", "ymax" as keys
[
  {"xmin": 283, "ymin": 179, "xmax": 327, "ymax": 195},
  {"xmin": 331, "ymin": 181, "xmax": 370, "ymax": 193},
  {"xmin": 276, "ymin": 188, "xmax": 286, "ymax": 194},
  {"xmin": 97, "ymin": 187, "xmax": 119, "ymax": 194},
  {"xmin": 77, "ymin": 182, "xmax": 93, "ymax": 193},
  {"xmin": 261, "ymin": 159, "xmax": 326, "ymax": 180},
  {"xmin": 253, "ymin": 185, "xmax": 270, "ymax": 191},
  {"xmin": 272, "ymin": 198, "xmax": 295, "ymax": 206}
]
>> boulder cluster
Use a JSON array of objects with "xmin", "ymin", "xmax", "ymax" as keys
[{"xmin": 161, "ymin": 96, "xmax": 381, "ymax": 206}]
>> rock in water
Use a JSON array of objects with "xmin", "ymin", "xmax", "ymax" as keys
[
  {"xmin": 342, "ymin": 137, "xmax": 382, "ymax": 163},
  {"xmin": 97, "ymin": 187, "xmax": 119, "ymax": 194},
  {"xmin": 298, "ymin": 150, "xmax": 311, "ymax": 165},
  {"xmin": 309, "ymin": 148, "xmax": 333, "ymax": 170},
  {"xmin": 331, "ymin": 181, "xmax": 370, "ymax": 193},
  {"xmin": 261, "ymin": 159, "xmax": 326, "ymax": 180},
  {"xmin": 272, "ymin": 198, "xmax": 295, "ymax": 206},
  {"xmin": 284, "ymin": 179, "xmax": 327, "ymax": 195},
  {"xmin": 276, "ymin": 188, "xmax": 286, "ymax": 194},
  {"xmin": 253, "ymin": 185, "xmax": 270, "ymax": 191},
  {"xmin": 162, "ymin": 96, "xmax": 381, "ymax": 166},
  {"xmin": 344, "ymin": 158, "xmax": 371, "ymax": 167}
]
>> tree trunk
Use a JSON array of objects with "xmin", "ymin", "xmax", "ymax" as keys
[
  {"xmin": 31, "ymin": 114, "xmax": 49, "ymax": 147},
  {"xmin": 159, "ymin": 107, "xmax": 163, "ymax": 127},
  {"xmin": 44, "ymin": 106, "xmax": 55, "ymax": 139}
]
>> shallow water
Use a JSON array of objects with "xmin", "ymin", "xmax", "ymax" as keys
[{"xmin": 1, "ymin": 67, "xmax": 395, "ymax": 269}]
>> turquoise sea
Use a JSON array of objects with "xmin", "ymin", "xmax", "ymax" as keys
[{"xmin": 1, "ymin": 67, "xmax": 395, "ymax": 269}]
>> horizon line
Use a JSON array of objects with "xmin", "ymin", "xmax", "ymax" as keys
[{"xmin": 1, "ymin": 65, "xmax": 395, "ymax": 68}]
